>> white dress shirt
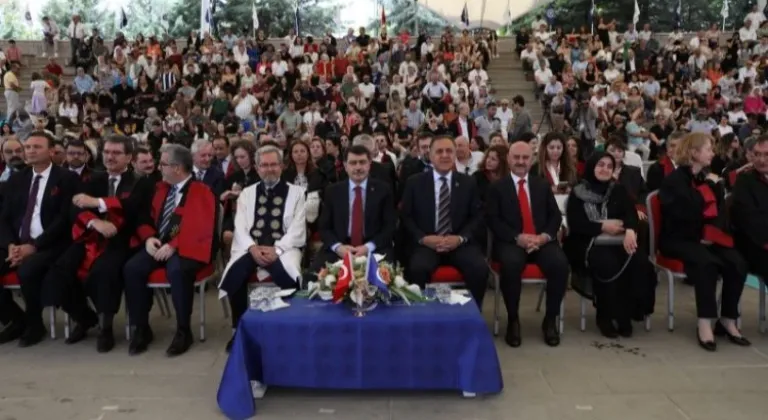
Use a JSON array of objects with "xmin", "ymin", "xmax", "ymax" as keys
[
  {"xmin": 510, "ymin": 172, "xmax": 531, "ymax": 212},
  {"xmin": 28, "ymin": 164, "xmax": 53, "ymax": 240}
]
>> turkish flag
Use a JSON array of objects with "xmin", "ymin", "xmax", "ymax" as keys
[{"xmin": 333, "ymin": 252, "xmax": 354, "ymax": 303}]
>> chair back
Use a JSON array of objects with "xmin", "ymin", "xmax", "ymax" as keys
[{"xmin": 646, "ymin": 190, "xmax": 661, "ymax": 261}]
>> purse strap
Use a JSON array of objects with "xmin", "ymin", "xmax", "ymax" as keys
[{"xmin": 584, "ymin": 236, "xmax": 634, "ymax": 283}]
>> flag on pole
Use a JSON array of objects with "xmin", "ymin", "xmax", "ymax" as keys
[
  {"xmin": 381, "ymin": 6, "xmax": 386, "ymax": 27},
  {"xmin": 252, "ymin": 1, "xmax": 259, "ymax": 30},
  {"xmin": 460, "ymin": 2, "xmax": 469, "ymax": 27},
  {"xmin": 24, "ymin": 6, "xmax": 32, "ymax": 26},
  {"xmin": 503, "ymin": 0, "xmax": 512, "ymax": 28},
  {"xmin": 633, "ymin": 0, "xmax": 640, "ymax": 25},
  {"xmin": 332, "ymin": 252, "xmax": 354, "ymax": 303},
  {"xmin": 365, "ymin": 252, "xmax": 390, "ymax": 298},
  {"xmin": 200, "ymin": 0, "xmax": 212, "ymax": 36},
  {"xmin": 674, "ymin": 0, "xmax": 682, "ymax": 29},
  {"xmin": 588, "ymin": 0, "xmax": 596, "ymax": 33},
  {"xmin": 120, "ymin": 7, "xmax": 128, "ymax": 29},
  {"xmin": 294, "ymin": 6, "xmax": 301, "ymax": 36},
  {"xmin": 721, "ymin": 0, "xmax": 730, "ymax": 19},
  {"xmin": 545, "ymin": 2, "xmax": 556, "ymax": 27}
]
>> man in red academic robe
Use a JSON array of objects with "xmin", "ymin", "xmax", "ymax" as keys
[
  {"xmin": 42, "ymin": 135, "xmax": 154, "ymax": 353},
  {"xmin": 123, "ymin": 144, "xmax": 218, "ymax": 357}
]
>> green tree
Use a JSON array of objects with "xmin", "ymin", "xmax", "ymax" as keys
[
  {"xmin": 0, "ymin": 1, "xmax": 37, "ymax": 39},
  {"xmin": 167, "ymin": 0, "xmax": 341, "ymax": 38},
  {"xmin": 121, "ymin": 0, "xmax": 174, "ymax": 37},
  {"xmin": 42, "ymin": 0, "xmax": 117, "ymax": 38},
  {"xmin": 370, "ymin": 0, "xmax": 455, "ymax": 35}
]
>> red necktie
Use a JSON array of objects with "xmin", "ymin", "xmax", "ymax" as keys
[
  {"xmin": 517, "ymin": 179, "xmax": 536, "ymax": 235},
  {"xmin": 350, "ymin": 186, "xmax": 364, "ymax": 246}
]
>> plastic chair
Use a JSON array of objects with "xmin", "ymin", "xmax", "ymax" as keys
[{"xmin": 0, "ymin": 272, "xmax": 59, "ymax": 339}]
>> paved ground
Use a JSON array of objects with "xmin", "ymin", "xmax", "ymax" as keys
[{"xmin": 1, "ymin": 282, "xmax": 768, "ymax": 420}]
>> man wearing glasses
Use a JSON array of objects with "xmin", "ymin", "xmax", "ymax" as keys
[
  {"xmin": 217, "ymin": 145, "xmax": 307, "ymax": 352},
  {"xmin": 63, "ymin": 139, "xmax": 93, "ymax": 183},
  {"xmin": 43, "ymin": 135, "xmax": 154, "ymax": 353},
  {"xmin": 123, "ymin": 144, "xmax": 219, "ymax": 357}
]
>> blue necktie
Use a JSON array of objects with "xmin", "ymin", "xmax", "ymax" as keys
[{"xmin": 158, "ymin": 185, "xmax": 178, "ymax": 237}]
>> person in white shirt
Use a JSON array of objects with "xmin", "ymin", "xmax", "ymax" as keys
[
  {"xmin": 358, "ymin": 75, "xmax": 376, "ymax": 99},
  {"xmin": 531, "ymin": 15, "xmax": 548, "ymax": 31},
  {"xmin": 623, "ymin": 23, "xmax": 638, "ymax": 44},
  {"xmin": 746, "ymin": 5, "xmax": 766, "ymax": 30},
  {"xmin": 739, "ymin": 21, "xmax": 758, "ymax": 43},
  {"xmin": 520, "ymin": 44, "xmax": 538, "ymax": 70},
  {"xmin": 233, "ymin": 42, "xmax": 249, "ymax": 73},
  {"xmin": 271, "ymin": 58, "xmax": 288, "ymax": 78},
  {"xmin": 233, "ymin": 88, "xmax": 259, "ymax": 121},
  {"xmin": 302, "ymin": 102, "xmax": 324, "ymax": 133},
  {"xmin": 638, "ymin": 24, "xmax": 653, "ymax": 42},
  {"xmin": 691, "ymin": 74, "xmax": 712, "ymax": 97},
  {"xmin": 41, "ymin": 16, "xmax": 60, "ymax": 58},
  {"xmin": 67, "ymin": 14, "xmax": 85, "ymax": 67},
  {"xmin": 496, "ymin": 100, "xmax": 514, "ymax": 139},
  {"xmin": 738, "ymin": 60, "xmax": 758, "ymax": 83},
  {"xmin": 467, "ymin": 62, "xmax": 488, "ymax": 85},
  {"xmin": 454, "ymin": 136, "xmax": 481, "ymax": 175},
  {"xmin": 534, "ymin": 60, "xmax": 553, "ymax": 88},
  {"xmin": 398, "ymin": 55, "xmax": 418, "ymax": 79}
]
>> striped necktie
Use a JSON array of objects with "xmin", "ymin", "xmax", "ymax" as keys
[
  {"xmin": 436, "ymin": 176, "xmax": 451, "ymax": 235},
  {"xmin": 158, "ymin": 185, "xmax": 178, "ymax": 237}
]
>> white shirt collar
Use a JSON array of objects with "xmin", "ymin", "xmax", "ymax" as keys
[
  {"xmin": 510, "ymin": 172, "xmax": 529, "ymax": 185},
  {"xmin": 34, "ymin": 163, "xmax": 53, "ymax": 179},
  {"xmin": 175, "ymin": 175, "xmax": 193, "ymax": 191},
  {"xmin": 433, "ymin": 170, "xmax": 452, "ymax": 185}
]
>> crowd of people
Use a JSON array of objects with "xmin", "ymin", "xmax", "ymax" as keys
[{"xmin": 0, "ymin": 10, "xmax": 767, "ymax": 359}]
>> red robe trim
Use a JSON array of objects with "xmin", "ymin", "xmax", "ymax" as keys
[
  {"xmin": 225, "ymin": 161, "xmax": 235, "ymax": 178},
  {"xmin": 72, "ymin": 198, "xmax": 127, "ymax": 279},
  {"xmin": 659, "ymin": 156, "xmax": 674, "ymax": 176},
  {"xmin": 134, "ymin": 181, "xmax": 216, "ymax": 264},
  {"xmin": 543, "ymin": 166, "xmax": 556, "ymax": 186},
  {"xmin": 696, "ymin": 183, "xmax": 734, "ymax": 248}
]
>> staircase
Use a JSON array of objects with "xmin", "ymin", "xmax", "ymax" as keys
[
  {"xmin": 487, "ymin": 38, "xmax": 545, "ymax": 136},
  {"xmin": 0, "ymin": 55, "xmax": 76, "ymax": 119}
]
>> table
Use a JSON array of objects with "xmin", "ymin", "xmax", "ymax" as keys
[{"xmin": 217, "ymin": 298, "xmax": 504, "ymax": 419}]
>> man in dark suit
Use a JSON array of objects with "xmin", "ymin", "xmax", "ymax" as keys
[
  {"xmin": 309, "ymin": 144, "xmax": 396, "ymax": 276},
  {"xmin": 123, "ymin": 144, "xmax": 218, "ymax": 357},
  {"xmin": 398, "ymin": 133, "xmax": 433, "ymax": 197},
  {"xmin": 191, "ymin": 138, "xmax": 226, "ymax": 198},
  {"xmin": 64, "ymin": 139, "xmax": 95, "ymax": 183},
  {"xmin": 400, "ymin": 135, "xmax": 489, "ymax": 308},
  {"xmin": 339, "ymin": 134, "xmax": 397, "ymax": 194},
  {"xmin": 0, "ymin": 131, "xmax": 79, "ymax": 347},
  {"xmin": 731, "ymin": 135, "xmax": 768, "ymax": 282},
  {"xmin": 486, "ymin": 140, "xmax": 569, "ymax": 348},
  {"xmin": 42, "ymin": 135, "xmax": 153, "ymax": 353},
  {"xmin": 646, "ymin": 131, "xmax": 684, "ymax": 192},
  {"xmin": 132, "ymin": 147, "xmax": 162, "ymax": 183}
]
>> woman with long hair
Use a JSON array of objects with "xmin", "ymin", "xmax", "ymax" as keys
[
  {"xmin": 711, "ymin": 133, "xmax": 741, "ymax": 176},
  {"xmin": 658, "ymin": 133, "xmax": 750, "ymax": 351},
  {"xmin": 532, "ymin": 132, "xmax": 578, "ymax": 194},
  {"xmin": 220, "ymin": 140, "xmax": 261, "ymax": 257},
  {"xmin": 473, "ymin": 145, "xmax": 509, "ymax": 202}
]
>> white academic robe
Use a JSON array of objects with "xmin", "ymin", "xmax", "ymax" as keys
[{"xmin": 217, "ymin": 182, "xmax": 307, "ymax": 297}]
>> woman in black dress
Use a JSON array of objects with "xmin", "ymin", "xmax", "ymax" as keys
[
  {"xmin": 565, "ymin": 152, "xmax": 654, "ymax": 338},
  {"xmin": 658, "ymin": 132, "xmax": 750, "ymax": 351}
]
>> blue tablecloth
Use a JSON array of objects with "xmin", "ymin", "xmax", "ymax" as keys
[{"xmin": 216, "ymin": 297, "xmax": 504, "ymax": 419}]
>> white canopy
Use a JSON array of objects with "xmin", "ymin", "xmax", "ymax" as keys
[{"xmin": 420, "ymin": 0, "xmax": 550, "ymax": 29}]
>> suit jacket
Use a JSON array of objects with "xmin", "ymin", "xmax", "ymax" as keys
[
  {"xmin": 646, "ymin": 156, "xmax": 675, "ymax": 192},
  {"xmin": 616, "ymin": 164, "xmax": 647, "ymax": 207},
  {"xmin": 485, "ymin": 173, "xmax": 562, "ymax": 245},
  {"xmin": 729, "ymin": 169, "xmax": 768, "ymax": 250},
  {"xmin": 339, "ymin": 160, "xmax": 397, "ymax": 195},
  {"xmin": 135, "ymin": 179, "xmax": 218, "ymax": 264},
  {"xmin": 400, "ymin": 170, "xmax": 483, "ymax": 245},
  {"xmin": 318, "ymin": 178, "xmax": 396, "ymax": 253},
  {"xmin": 201, "ymin": 167, "xmax": 226, "ymax": 198},
  {"xmin": 509, "ymin": 109, "xmax": 532, "ymax": 141},
  {"xmin": 0, "ymin": 165, "xmax": 79, "ymax": 251},
  {"xmin": 398, "ymin": 156, "xmax": 431, "ymax": 199}
]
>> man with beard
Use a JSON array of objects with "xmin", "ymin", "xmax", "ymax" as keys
[
  {"xmin": 42, "ymin": 136, "xmax": 154, "ymax": 352},
  {"xmin": 217, "ymin": 145, "xmax": 307, "ymax": 352},
  {"xmin": 0, "ymin": 131, "xmax": 79, "ymax": 346},
  {"xmin": 0, "ymin": 138, "xmax": 25, "ymax": 182},
  {"xmin": 132, "ymin": 147, "xmax": 161, "ymax": 183},
  {"xmin": 63, "ymin": 139, "xmax": 94, "ymax": 183},
  {"xmin": 123, "ymin": 144, "xmax": 218, "ymax": 357}
]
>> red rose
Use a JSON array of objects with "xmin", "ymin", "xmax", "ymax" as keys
[{"xmin": 50, "ymin": 186, "xmax": 59, "ymax": 196}]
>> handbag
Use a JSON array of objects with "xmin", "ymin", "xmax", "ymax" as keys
[{"xmin": 584, "ymin": 234, "xmax": 634, "ymax": 284}]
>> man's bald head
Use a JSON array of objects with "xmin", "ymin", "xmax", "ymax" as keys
[{"xmin": 508, "ymin": 140, "xmax": 533, "ymax": 177}]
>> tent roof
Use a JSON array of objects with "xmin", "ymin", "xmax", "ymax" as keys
[{"xmin": 420, "ymin": 0, "xmax": 548, "ymax": 29}]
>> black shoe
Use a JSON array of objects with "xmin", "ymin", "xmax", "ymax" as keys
[
  {"xmin": 714, "ymin": 321, "xmax": 751, "ymax": 346},
  {"xmin": 225, "ymin": 335, "xmax": 235, "ymax": 353},
  {"xmin": 166, "ymin": 328, "xmax": 193, "ymax": 357},
  {"xmin": 0, "ymin": 320, "xmax": 25, "ymax": 344},
  {"xmin": 542, "ymin": 317, "xmax": 560, "ymax": 347},
  {"xmin": 504, "ymin": 318, "xmax": 522, "ymax": 348},
  {"xmin": 18, "ymin": 323, "xmax": 46, "ymax": 348},
  {"xmin": 96, "ymin": 328, "xmax": 115, "ymax": 353},
  {"xmin": 617, "ymin": 319, "xmax": 633, "ymax": 338},
  {"xmin": 697, "ymin": 328, "xmax": 717, "ymax": 352},
  {"xmin": 596, "ymin": 317, "xmax": 618, "ymax": 339},
  {"xmin": 65, "ymin": 317, "xmax": 98, "ymax": 345},
  {"xmin": 128, "ymin": 325, "xmax": 154, "ymax": 356}
]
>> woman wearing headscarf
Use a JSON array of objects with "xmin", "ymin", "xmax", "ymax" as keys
[{"xmin": 564, "ymin": 152, "xmax": 655, "ymax": 338}]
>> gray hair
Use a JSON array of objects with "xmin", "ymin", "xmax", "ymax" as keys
[
  {"xmin": 160, "ymin": 144, "xmax": 193, "ymax": 173},
  {"xmin": 254, "ymin": 145, "xmax": 283, "ymax": 167},
  {"xmin": 190, "ymin": 138, "xmax": 211, "ymax": 154},
  {"xmin": 352, "ymin": 134, "xmax": 375, "ymax": 153}
]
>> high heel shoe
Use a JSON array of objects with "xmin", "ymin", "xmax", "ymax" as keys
[
  {"xmin": 714, "ymin": 321, "xmax": 751, "ymax": 346},
  {"xmin": 697, "ymin": 328, "xmax": 717, "ymax": 352}
]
